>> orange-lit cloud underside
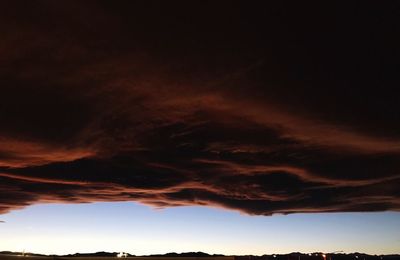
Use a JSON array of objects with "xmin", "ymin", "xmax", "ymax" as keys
[{"xmin": 1, "ymin": 1, "xmax": 400, "ymax": 215}]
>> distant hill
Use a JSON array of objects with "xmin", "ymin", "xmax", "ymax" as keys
[
  {"xmin": 1, "ymin": 251, "xmax": 399, "ymax": 260},
  {"xmin": 0, "ymin": 251, "xmax": 47, "ymax": 257},
  {"xmin": 62, "ymin": 252, "xmax": 132, "ymax": 257},
  {"xmin": 147, "ymin": 252, "xmax": 225, "ymax": 257}
]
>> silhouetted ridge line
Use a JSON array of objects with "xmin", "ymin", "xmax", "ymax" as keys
[{"xmin": 1, "ymin": 251, "xmax": 400, "ymax": 259}]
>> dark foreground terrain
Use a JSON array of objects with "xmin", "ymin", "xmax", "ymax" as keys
[{"xmin": 1, "ymin": 252, "xmax": 399, "ymax": 260}]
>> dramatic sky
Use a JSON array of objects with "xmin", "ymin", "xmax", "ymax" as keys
[{"xmin": 1, "ymin": 0, "xmax": 400, "ymax": 254}]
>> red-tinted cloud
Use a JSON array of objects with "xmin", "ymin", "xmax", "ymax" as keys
[{"xmin": 1, "ymin": 1, "xmax": 400, "ymax": 215}]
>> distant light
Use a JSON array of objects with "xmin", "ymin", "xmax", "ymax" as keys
[
  {"xmin": 117, "ymin": 252, "xmax": 127, "ymax": 258},
  {"xmin": 322, "ymin": 254, "xmax": 326, "ymax": 258}
]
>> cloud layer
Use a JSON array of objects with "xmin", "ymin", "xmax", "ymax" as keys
[{"xmin": 1, "ymin": 1, "xmax": 400, "ymax": 215}]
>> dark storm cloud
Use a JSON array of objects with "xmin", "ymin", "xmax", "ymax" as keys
[{"xmin": 0, "ymin": 1, "xmax": 400, "ymax": 215}]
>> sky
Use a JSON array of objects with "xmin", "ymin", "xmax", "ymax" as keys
[
  {"xmin": 1, "ymin": 202, "xmax": 400, "ymax": 255},
  {"xmin": 1, "ymin": 0, "xmax": 400, "ymax": 255}
]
